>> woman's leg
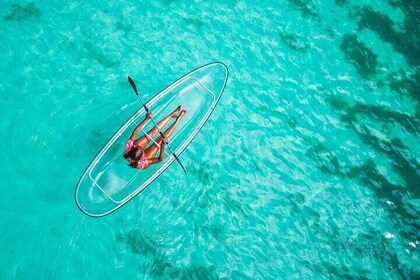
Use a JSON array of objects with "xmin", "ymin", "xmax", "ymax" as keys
[
  {"xmin": 145, "ymin": 109, "xmax": 186, "ymax": 158},
  {"xmin": 134, "ymin": 106, "xmax": 181, "ymax": 148}
]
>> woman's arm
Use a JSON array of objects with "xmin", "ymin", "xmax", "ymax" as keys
[{"xmin": 129, "ymin": 112, "xmax": 152, "ymax": 141}]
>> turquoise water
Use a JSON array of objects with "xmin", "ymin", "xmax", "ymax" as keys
[{"xmin": 0, "ymin": 0, "xmax": 418, "ymax": 278}]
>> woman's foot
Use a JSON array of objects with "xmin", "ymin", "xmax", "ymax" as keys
[
  {"xmin": 171, "ymin": 106, "xmax": 182, "ymax": 118},
  {"xmin": 178, "ymin": 109, "xmax": 187, "ymax": 119}
]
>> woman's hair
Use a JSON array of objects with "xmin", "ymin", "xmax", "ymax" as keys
[{"xmin": 123, "ymin": 147, "xmax": 143, "ymax": 167}]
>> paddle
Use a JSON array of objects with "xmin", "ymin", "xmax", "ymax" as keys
[{"xmin": 127, "ymin": 76, "xmax": 187, "ymax": 175}]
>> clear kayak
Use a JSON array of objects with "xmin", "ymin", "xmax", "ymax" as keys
[{"xmin": 75, "ymin": 62, "xmax": 228, "ymax": 217}]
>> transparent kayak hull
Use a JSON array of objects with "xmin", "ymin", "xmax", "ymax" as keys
[{"xmin": 75, "ymin": 62, "xmax": 228, "ymax": 217}]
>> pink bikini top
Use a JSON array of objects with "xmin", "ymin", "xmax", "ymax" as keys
[{"xmin": 124, "ymin": 140, "xmax": 148, "ymax": 169}]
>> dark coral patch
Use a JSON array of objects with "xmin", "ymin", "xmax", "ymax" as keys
[
  {"xmin": 328, "ymin": 95, "xmax": 420, "ymax": 135},
  {"xmin": 335, "ymin": 0, "xmax": 348, "ymax": 7},
  {"xmin": 340, "ymin": 34, "xmax": 378, "ymax": 79},
  {"xmin": 279, "ymin": 31, "xmax": 310, "ymax": 52},
  {"xmin": 288, "ymin": 0, "xmax": 320, "ymax": 19},
  {"xmin": 388, "ymin": 70, "xmax": 420, "ymax": 102},
  {"xmin": 163, "ymin": 0, "xmax": 176, "ymax": 6},
  {"xmin": 4, "ymin": 2, "xmax": 41, "ymax": 22},
  {"xmin": 348, "ymin": 5, "xmax": 420, "ymax": 101},
  {"xmin": 306, "ymin": 143, "xmax": 343, "ymax": 176},
  {"xmin": 353, "ymin": 6, "xmax": 420, "ymax": 67},
  {"xmin": 184, "ymin": 17, "xmax": 204, "ymax": 29}
]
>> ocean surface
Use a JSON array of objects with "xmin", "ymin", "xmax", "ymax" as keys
[{"xmin": 0, "ymin": 0, "xmax": 419, "ymax": 278}]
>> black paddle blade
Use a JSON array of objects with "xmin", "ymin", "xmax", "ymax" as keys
[
  {"xmin": 127, "ymin": 76, "xmax": 139, "ymax": 95},
  {"xmin": 174, "ymin": 154, "xmax": 187, "ymax": 175}
]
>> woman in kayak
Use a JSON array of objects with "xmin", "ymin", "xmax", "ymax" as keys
[{"xmin": 123, "ymin": 106, "xmax": 186, "ymax": 169}]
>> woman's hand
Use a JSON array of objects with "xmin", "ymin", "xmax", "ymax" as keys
[
  {"xmin": 146, "ymin": 111, "xmax": 153, "ymax": 120},
  {"xmin": 161, "ymin": 137, "xmax": 168, "ymax": 144}
]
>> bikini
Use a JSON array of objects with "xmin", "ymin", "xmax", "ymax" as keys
[{"xmin": 124, "ymin": 140, "xmax": 149, "ymax": 169}]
